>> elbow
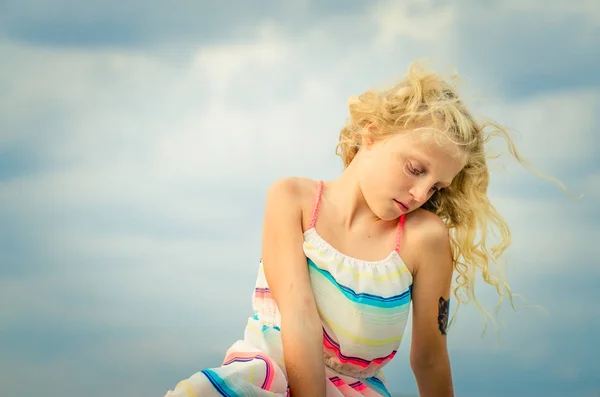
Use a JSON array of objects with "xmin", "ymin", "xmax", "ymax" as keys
[
  {"xmin": 411, "ymin": 356, "xmax": 438, "ymax": 374},
  {"xmin": 280, "ymin": 298, "xmax": 322, "ymax": 332},
  {"xmin": 410, "ymin": 347, "xmax": 449, "ymax": 372},
  {"xmin": 279, "ymin": 306, "xmax": 324, "ymax": 355},
  {"xmin": 410, "ymin": 340, "xmax": 453, "ymax": 396}
]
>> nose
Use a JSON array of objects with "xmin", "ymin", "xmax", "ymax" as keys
[{"xmin": 409, "ymin": 184, "xmax": 429, "ymax": 203}]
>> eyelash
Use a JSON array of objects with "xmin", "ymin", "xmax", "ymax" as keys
[{"xmin": 407, "ymin": 163, "xmax": 440, "ymax": 192}]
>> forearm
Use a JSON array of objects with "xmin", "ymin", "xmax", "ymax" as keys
[
  {"xmin": 281, "ymin": 319, "xmax": 326, "ymax": 397},
  {"xmin": 412, "ymin": 354, "xmax": 454, "ymax": 397}
]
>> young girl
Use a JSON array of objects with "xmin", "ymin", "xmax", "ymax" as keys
[{"xmin": 164, "ymin": 63, "xmax": 530, "ymax": 397}]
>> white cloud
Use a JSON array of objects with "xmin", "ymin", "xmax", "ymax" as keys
[
  {"xmin": 490, "ymin": 194, "xmax": 599, "ymax": 272},
  {"xmin": 192, "ymin": 24, "xmax": 292, "ymax": 96},
  {"xmin": 370, "ymin": 0, "xmax": 457, "ymax": 46},
  {"xmin": 466, "ymin": 88, "xmax": 600, "ymax": 179}
]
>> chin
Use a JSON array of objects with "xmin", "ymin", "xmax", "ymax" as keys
[{"xmin": 378, "ymin": 207, "xmax": 402, "ymax": 222}]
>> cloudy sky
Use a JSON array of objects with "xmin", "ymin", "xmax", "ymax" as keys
[{"xmin": 1, "ymin": 1, "xmax": 599, "ymax": 396}]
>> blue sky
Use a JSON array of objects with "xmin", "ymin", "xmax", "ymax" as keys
[{"xmin": 1, "ymin": 1, "xmax": 599, "ymax": 396}]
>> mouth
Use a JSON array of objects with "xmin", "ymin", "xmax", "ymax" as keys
[{"xmin": 393, "ymin": 199, "xmax": 409, "ymax": 212}]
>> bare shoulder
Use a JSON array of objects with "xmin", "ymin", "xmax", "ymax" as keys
[
  {"xmin": 265, "ymin": 176, "xmax": 318, "ymax": 212},
  {"xmin": 266, "ymin": 176, "xmax": 320, "ymax": 224},
  {"xmin": 266, "ymin": 176, "xmax": 316, "ymax": 203},
  {"xmin": 408, "ymin": 208, "xmax": 450, "ymax": 244},
  {"xmin": 404, "ymin": 208, "xmax": 452, "ymax": 274},
  {"xmin": 266, "ymin": 176, "xmax": 303, "ymax": 194}
]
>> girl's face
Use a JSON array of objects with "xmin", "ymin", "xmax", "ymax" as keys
[{"xmin": 357, "ymin": 128, "xmax": 466, "ymax": 221}]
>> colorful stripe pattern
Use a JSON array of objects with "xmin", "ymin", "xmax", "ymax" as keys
[{"xmin": 164, "ymin": 187, "xmax": 413, "ymax": 396}]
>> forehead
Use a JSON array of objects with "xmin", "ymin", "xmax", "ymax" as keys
[{"xmin": 384, "ymin": 128, "xmax": 465, "ymax": 159}]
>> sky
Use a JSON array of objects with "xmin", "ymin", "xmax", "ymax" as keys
[{"xmin": 0, "ymin": 1, "xmax": 599, "ymax": 396}]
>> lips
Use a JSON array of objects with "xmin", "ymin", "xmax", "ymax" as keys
[{"xmin": 394, "ymin": 200, "xmax": 409, "ymax": 212}]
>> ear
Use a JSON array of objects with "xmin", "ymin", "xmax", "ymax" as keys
[
  {"xmin": 361, "ymin": 122, "xmax": 377, "ymax": 148},
  {"xmin": 361, "ymin": 134, "xmax": 375, "ymax": 148}
]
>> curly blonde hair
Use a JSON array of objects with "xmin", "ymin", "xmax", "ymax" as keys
[{"xmin": 336, "ymin": 62, "xmax": 570, "ymax": 332}]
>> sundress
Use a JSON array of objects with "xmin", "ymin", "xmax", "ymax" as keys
[{"xmin": 165, "ymin": 180, "xmax": 413, "ymax": 396}]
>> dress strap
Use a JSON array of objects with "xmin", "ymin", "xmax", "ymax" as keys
[
  {"xmin": 394, "ymin": 214, "xmax": 406, "ymax": 253},
  {"xmin": 309, "ymin": 180, "xmax": 324, "ymax": 229}
]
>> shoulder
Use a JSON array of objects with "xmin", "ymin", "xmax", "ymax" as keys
[
  {"xmin": 404, "ymin": 209, "xmax": 452, "ymax": 274},
  {"xmin": 407, "ymin": 209, "xmax": 450, "ymax": 245},
  {"xmin": 265, "ymin": 176, "xmax": 317, "ymax": 201},
  {"xmin": 264, "ymin": 177, "xmax": 319, "ymax": 213},
  {"xmin": 265, "ymin": 176, "xmax": 302, "ymax": 198},
  {"xmin": 265, "ymin": 177, "xmax": 321, "ymax": 232}
]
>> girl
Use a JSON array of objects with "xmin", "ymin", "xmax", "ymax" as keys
[{"xmin": 164, "ymin": 63, "xmax": 535, "ymax": 397}]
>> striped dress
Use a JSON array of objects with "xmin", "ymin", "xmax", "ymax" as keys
[{"xmin": 165, "ymin": 180, "xmax": 413, "ymax": 397}]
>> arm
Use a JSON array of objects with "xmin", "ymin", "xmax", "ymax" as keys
[
  {"xmin": 409, "ymin": 214, "xmax": 455, "ymax": 397},
  {"xmin": 261, "ymin": 178, "xmax": 326, "ymax": 397}
]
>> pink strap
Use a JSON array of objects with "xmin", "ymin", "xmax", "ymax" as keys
[
  {"xmin": 311, "ymin": 180, "xmax": 403, "ymax": 252},
  {"xmin": 309, "ymin": 180, "xmax": 324, "ymax": 229},
  {"xmin": 394, "ymin": 214, "xmax": 406, "ymax": 253}
]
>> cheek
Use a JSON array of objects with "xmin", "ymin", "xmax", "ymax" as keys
[
  {"xmin": 390, "ymin": 163, "xmax": 410, "ymax": 187},
  {"xmin": 360, "ymin": 155, "xmax": 387, "ymax": 181},
  {"xmin": 396, "ymin": 177, "xmax": 412, "ymax": 196},
  {"xmin": 362, "ymin": 155, "xmax": 406, "ymax": 194}
]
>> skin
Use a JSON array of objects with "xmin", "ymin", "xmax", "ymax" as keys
[
  {"xmin": 262, "ymin": 128, "xmax": 466, "ymax": 397},
  {"xmin": 262, "ymin": 180, "xmax": 327, "ymax": 397}
]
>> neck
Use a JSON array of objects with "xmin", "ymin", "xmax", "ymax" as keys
[{"xmin": 325, "ymin": 159, "xmax": 384, "ymax": 231}]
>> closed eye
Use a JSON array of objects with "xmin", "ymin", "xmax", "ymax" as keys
[
  {"xmin": 406, "ymin": 162, "xmax": 424, "ymax": 176},
  {"xmin": 406, "ymin": 161, "xmax": 448, "ymax": 193}
]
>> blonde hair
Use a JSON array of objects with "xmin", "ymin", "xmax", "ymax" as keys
[{"xmin": 336, "ymin": 62, "xmax": 572, "ymax": 332}]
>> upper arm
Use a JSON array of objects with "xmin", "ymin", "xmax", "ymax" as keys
[
  {"xmin": 261, "ymin": 177, "xmax": 319, "ymax": 324},
  {"xmin": 409, "ymin": 211, "xmax": 453, "ymax": 366}
]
